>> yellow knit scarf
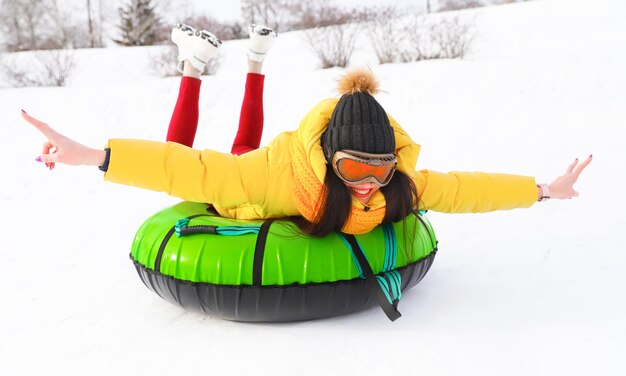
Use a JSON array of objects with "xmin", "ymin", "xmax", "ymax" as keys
[{"xmin": 289, "ymin": 136, "xmax": 386, "ymax": 234}]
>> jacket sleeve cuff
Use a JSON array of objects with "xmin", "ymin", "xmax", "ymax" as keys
[{"xmin": 98, "ymin": 148, "xmax": 111, "ymax": 172}]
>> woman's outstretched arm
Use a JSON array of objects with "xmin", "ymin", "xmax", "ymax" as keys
[
  {"xmin": 22, "ymin": 111, "xmax": 272, "ymax": 206},
  {"xmin": 413, "ymin": 156, "xmax": 592, "ymax": 213},
  {"xmin": 23, "ymin": 111, "xmax": 107, "ymax": 168}
]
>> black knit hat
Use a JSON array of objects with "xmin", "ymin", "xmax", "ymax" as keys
[{"xmin": 322, "ymin": 69, "xmax": 395, "ymax": 162}]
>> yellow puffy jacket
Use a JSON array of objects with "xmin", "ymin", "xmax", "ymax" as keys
[{"xmin": 104, "ymin": 98, "xmax": 537, "ymax": 234}]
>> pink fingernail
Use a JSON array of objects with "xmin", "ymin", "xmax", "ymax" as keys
[
  {"xmin": 589, "ymin": 154, "xmax": 593, "ymax": 158},
  {"xmin": 35, "ymin": 156, "xmax": 42, "ymax": 162},
  {"xmin": 21, "ymin": 109, "xmax": 26, "ymax": 113}
]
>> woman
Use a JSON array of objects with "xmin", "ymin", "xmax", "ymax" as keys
[{"xmin": 22, "ymin": 62, "xmax": 592, "ymax": 237}]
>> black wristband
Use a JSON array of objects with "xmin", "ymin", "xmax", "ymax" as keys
[{"xmin": 99, "ymin": 148, "xmax": 111, "ymax": 172}]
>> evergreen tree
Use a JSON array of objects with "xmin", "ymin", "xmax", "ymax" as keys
[{"xmin": 114, "ymin": 0, "xmax": 163, "ymax": 46}]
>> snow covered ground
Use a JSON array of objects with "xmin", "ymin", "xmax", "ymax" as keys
[{"xmin": 1, "ymin": 0, "xmax": 625, "ymax": 375}]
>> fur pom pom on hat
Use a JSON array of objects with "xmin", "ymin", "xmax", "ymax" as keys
[
  {"xmin": 337, "ymin": 67, "xmax": 381, "ymax": 95},
  {"xmin": 322, "ymin": 68, "xmax": 395, "ymax": 162}
]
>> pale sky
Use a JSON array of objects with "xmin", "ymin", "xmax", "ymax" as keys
[
  {"xmin": 185, "ymin": 0, "xmax": 433, "ymax": 21},
  {"xmin": 65, "ymin": 1, "xmax": 438, "ymax": 24}
]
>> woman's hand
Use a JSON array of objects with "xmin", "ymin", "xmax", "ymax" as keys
[
  {"xmin": 22, "ymin": 110, "xmax": 106, "ymax": 170},
  {"xmin": 543, "ymin": 156, "xmax": 593, "ymax": 200}
]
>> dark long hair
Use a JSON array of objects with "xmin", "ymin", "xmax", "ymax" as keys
[{"xmin": 291, "ymin": 168, "xmax": 419, "ymax": 237}]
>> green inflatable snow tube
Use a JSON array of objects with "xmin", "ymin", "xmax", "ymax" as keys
[{"xmin": 131, "ymin": 201, "xmax": 438, "ymax": 322}]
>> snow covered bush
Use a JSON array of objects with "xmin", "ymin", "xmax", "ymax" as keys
[
  {"xmin": 425, "ymin": 15, "xmax": 475, "ymax": 59},
  {"xmin": 304, "ymin": 24, "xmax": 359, "ymax": 69},
  {"xmin": 369, "ymin": 13, "xmax": 474, "ymax": 64},
  {"xmin": 399, "ymin": 15, "xmax": 430, "ymax": 62},
  {"xmin": 438, "ymin": 0, "xmax": 484, "ymax": 11},
  {"xmin": 177, "ymin": 15, "xmax": 247, "ymax": 41},
  {"xmin": 0, "ymin": 49, "xmax": 76, "ymax": 87},
  {"xmin": 241, "ymin": 0, "xmax": 355, "ymax": 32},
  {"xmin": 369, "ymin": 20, "xmax": 414, "ymax": 64},
  {"xmin": 366, "ymin": 7, "xmax": 409, "ymax": 64}
]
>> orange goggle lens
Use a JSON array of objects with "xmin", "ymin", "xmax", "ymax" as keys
[{"xmin": 335, "ymin": 158, "xmax": 396, "ymax": 185}]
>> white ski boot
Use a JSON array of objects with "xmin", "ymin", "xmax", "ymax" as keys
[
  {"xmin": 248, "ymin": 24, "xmax": 278, "ymax": 63},
  {"xmin": 171, "ymin": 23, "xmax": 222, "ymax": 73}
]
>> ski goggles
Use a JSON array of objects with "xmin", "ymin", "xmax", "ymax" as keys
[{"xmin": 331, "ymin": 150, "xmax": 397, "ymax": 186}]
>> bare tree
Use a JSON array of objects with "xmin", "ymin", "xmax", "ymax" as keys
[
  {"xmin": 0, "ymin": 0, "xmax": 93, "ymax": 51},
  {"xmin": 46, "ymin": 0, "xmax": 79, "ymax": 49},
  {"xmin": 87, "ymin": 0, "xmax": 96, "ymax": 47},
  {"xmin": 0, "ymin": 0, "xmax": 48, "ymax": 51}
]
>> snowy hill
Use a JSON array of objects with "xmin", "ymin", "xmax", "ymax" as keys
[{"xmin": 1, "ymin": 1, "xmax": 625, "ymax": 375}]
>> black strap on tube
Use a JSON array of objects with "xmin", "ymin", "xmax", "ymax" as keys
[
  {"xmin": 252, "ymin": 219, "xmax": 275, "ymax": 286},
  {"xmin": 154, "ymin": 227, "xmax": 176, "ymax": 273},
  {"xmin": 343, "ymin": 234, "xmax": 402, "ymax": 322}
]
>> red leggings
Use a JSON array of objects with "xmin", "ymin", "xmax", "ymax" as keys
[{"xmin": 166, "ymin": 73, "xmax": 265, "ymax": 155}]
